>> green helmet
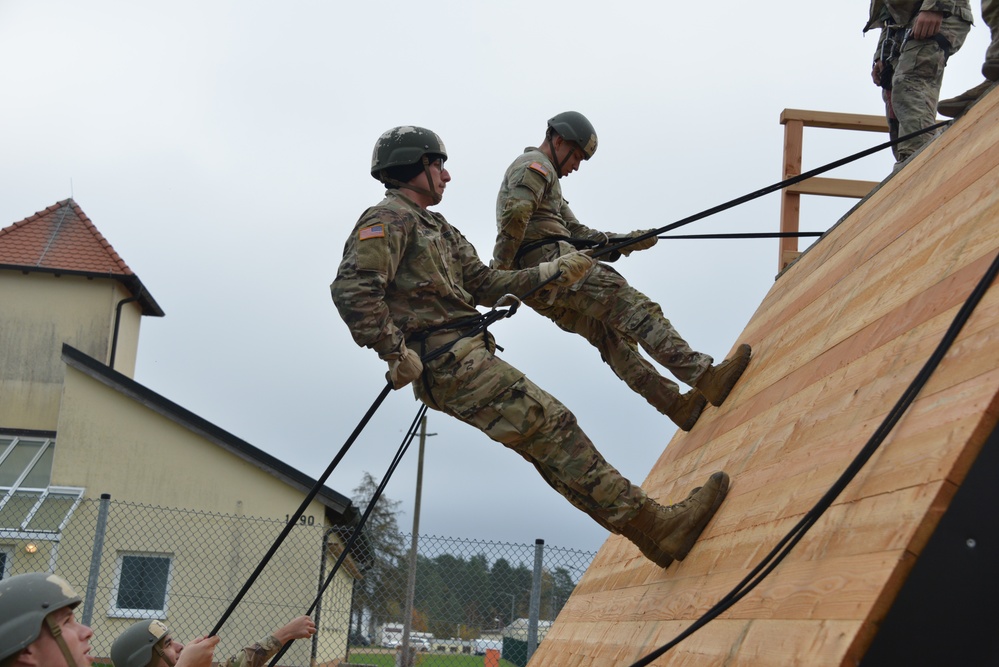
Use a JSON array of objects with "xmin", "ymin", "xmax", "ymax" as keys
[
  {"xmin": 0, "ymin": 572, "xmax": 82, "ymax": 662},
  {"xmin": 370, "ymin": 126, "xmax": 448, "ymax": 180},
  {"xmin": 111, "ymin": 619, "xmax": 173, "ymax": 667},
  {"xmin": 547, "ymin": 111, "xmax": 598, "ymax": 159}
]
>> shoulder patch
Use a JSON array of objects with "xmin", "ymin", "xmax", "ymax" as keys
[
  {"xmin": 358, "ymin": 224, "xmax": 385, "ymax": 241},
  {"xmin": 528, "ymin": 161, "xmax": 549, "ymax": 177}
]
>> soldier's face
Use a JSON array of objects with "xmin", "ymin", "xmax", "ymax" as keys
[
  {"xmin": 27, "ymin": 608, "xmax": 94, "ymax": 667},
  {"xmin": 427, "ymin": 157, "xmax": 450, "ymax": 198},
  {"xmin": 555, "ymin": 139, "xmax": 585, "ymax": 177}
]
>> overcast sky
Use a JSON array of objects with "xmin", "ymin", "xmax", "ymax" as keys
[{"xmin": 1, "ymin": 1, "xmax": 993, "ymax": 556}]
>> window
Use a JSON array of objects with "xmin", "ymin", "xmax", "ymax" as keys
[
  {"xmin": 110, "ymin": 553, "xmax": 173, "ymax": 618},
  {"xmin": 0, "ymin": 547, "xmax": 10, "ymax": 579},
  {"xmin": 0, "ymin": 436, "xmax": 83, "ymax": 538}
]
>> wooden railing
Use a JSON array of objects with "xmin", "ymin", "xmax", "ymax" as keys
[{"xmin": 778, "ymin": 109, "xmax": 889, "ymax": 271}]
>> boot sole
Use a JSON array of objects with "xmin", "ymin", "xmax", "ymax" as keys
[
  {"xmin": 706, "ymin": 344, "xmax": 751, "ymax": 407},
  {"xmin": 672, "ymin": 472, "xmax": 730, "ymax": 561}
]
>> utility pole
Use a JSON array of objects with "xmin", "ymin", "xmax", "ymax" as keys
[{"xmin": 399, "ymin": 416, "xmax": 434, "ymax": 667}]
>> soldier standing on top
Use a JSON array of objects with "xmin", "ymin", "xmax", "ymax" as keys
[
  {"xmin": 330, "ymin": 126, "xmax": 730, "ymax": 568},
  {"xmin": 492, "ymin": 112, "xmax": 752, "ymax": 432},
  {"xmin": 866, "ymin": 0, "xmax": 973, "ymax": 167}
]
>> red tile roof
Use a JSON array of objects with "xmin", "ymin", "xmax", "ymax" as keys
[
  {"xmin": 0, "ymin": 199, "xmax": 133, "ymax": 275},
  {"xmin": 0, "ymin": 199, "xmax": 164, "ymax": 316}
]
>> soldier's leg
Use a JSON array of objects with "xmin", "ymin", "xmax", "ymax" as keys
[
  {"xmin": 415, "ymin": 334, "xmax": 646, "ymax": 527},
  {"xmin": 892, "ymin": 16, "xmax": 971, "ymax": 161},
  {"xmin": 537, "ymin": 305, "xmax": 706, "ymax": 430},
  {"xmin": 985, "ymin": 0, "xmax": 999, "ymax": 79},
  {"xmin": 556, "ymin": 264, "xmax": 712, "ymax": 386}
]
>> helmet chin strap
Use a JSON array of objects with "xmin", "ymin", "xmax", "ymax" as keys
[
  {"xmin": 546, "ymin": 134, "xmax": 570, "ymax": 177},
  {"xmin": 154, "ymin": 641, "xmax": 177, "ymax": 667},
  {"xmin": 379, "ymin": 156, "xmax": 442, "ymax": 205},
  {"xmin": 44, "ymin": 615, "xmax": 80, "ymax": 667}
]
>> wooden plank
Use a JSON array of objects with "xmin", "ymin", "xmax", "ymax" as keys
[
  {"xmin": 785, "ymin": 176, "xmax": 879, "ymax": 198},
  {"xmin": 780, "ymin": 108, "xmax": 890, "ymax": 132}
]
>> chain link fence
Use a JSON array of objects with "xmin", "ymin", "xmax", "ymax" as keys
[{"xmin": 1, "ymin": 494, "xmax": 595, "ymax": 666}]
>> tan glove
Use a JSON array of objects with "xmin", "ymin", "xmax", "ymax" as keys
[
  {"xmin": 383, "ymin": 345, "xmax": 424, "ymax": 389},
  {"xmin": 539, "ymin": 250, "xmax": 595, "ymax": 287},
  {"xmin": 619, "ymin": 229, "xmax": 658, "ymax": 256}
]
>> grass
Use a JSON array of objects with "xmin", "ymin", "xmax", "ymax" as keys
[{"xmin": 345, "ymin": 651, "xmax": 518, "ymax": 667}]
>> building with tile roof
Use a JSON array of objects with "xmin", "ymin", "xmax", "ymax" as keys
[{"xmin": 0, "ymin": 200, "xmax": 361, "ymax": 665}]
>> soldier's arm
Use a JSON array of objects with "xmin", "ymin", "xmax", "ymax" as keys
[
  {"xmin": 219, "ymin": 636, "xmax": 282, "ymax": 667},
  {"xmin": 330, "ymin": 212, "xmax": 408, "ymax": 358}
]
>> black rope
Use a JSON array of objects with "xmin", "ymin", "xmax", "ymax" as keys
[
  {"xmin": 659, "ymin": 231, "xmax": 824, "ymax": 240},
  {"xmin": 266, "ymin": 404, "xmax": 430, "ymax": 667},
  {"xmin": 628, "ymin": 249, "xmax": 999, "ymax": 667},
  {"xmin": 595, "ymin": 120, "xmax": 950, "ymax": 261}
]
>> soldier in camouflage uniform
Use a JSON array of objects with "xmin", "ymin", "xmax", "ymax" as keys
[
  {"xmin": 938, "ymin": 0, "xmax": 999, "ymax": 117},
  {"xmin": 866, "ymin": 0, "xmax": 973, "ymax": 166},
  {"xmin": 330, "ymin": 126, "xmax": 731, "ymax": 568},
  {"xmin": 0, "ymin": 572, "xmax": 217, "ymax": 667},
  {"xmin": 493, "ymin": 112, "xmax": 752, "ymax": 432},
  {"xmin": 111, "ymin": 615, "xmax": 313, "ymax": 667}
]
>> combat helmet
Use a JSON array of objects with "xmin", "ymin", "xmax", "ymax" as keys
[
  {"xmin": 0, "ymin": 572, "xmax": 83, "ymax": 665},
  {"xmin": 370, "ymin": 126, "xmax": 448, "ymax": 205},
  {"xmin": 111, "ymin": 619, "xmax": 174, "ymax": 667},
  {"xmin": 547, "ymin": 111, "xmax": 597, "ymax": 159}
]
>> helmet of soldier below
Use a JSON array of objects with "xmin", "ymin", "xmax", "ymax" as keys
[
  {"xmin": 370, "ymin": 126, "xmax": 448, "ymax": 180},
  {"xmin": 547, "ymin": 111, "xmax": 597, "ymax": 159},
  {"xmin": 0, "ymin": 572, "xmax": 82, "ymax": 662},
  {"xmin": 111, "ymin": 619, "xmax": 173, "ymax": 667}
]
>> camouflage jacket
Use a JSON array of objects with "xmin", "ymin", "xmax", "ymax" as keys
[
  {"xmin": 331, "ymin": 190, "xmax": 543, "ymax": 358},
  {"xmin": 492, "ymin": 147, "xmax": 610, "ymax": 270},
  {"xmin": 220, "ymin": 635, "xmax": 281, "ymax": 667}
]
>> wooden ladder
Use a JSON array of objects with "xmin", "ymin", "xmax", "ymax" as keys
[{"xmin": 778, "ymin": 109, "xmax": 889, "ymax": 272}]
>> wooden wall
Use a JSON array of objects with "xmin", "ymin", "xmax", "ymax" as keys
[{"xmin": 532, "ymin": 88, "xmax": 999, "ymax": 666}]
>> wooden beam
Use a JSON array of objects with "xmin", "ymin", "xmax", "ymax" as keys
[
  {"xmin": 786, "ymin": 176, "xmax": 880, "ymax": 198},
  {"xmin": 780, "ymin": 109, "xmax": 890, "ymax": 133}
]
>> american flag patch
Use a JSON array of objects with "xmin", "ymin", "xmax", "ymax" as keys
[
  {"xmin": 528, "ymin": 161, "xmax": 549, "ymax": 176},
  {"xmin": 358, "ymin": 224, "xmax": 385, "ymax": 241}
]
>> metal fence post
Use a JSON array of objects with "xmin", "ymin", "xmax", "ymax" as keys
[
  {"xmin": 81, "ymin": 493, "xmax": 111, "ymax": 626},
  {"xmin": 527, "ymin": 538, "xmax": 544, "ymax": 660}
]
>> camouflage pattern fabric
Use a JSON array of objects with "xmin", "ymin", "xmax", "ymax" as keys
[
  {"xmin": 332, "ymin": 191, "xmax": 540, "ymax": 360},
  {"xmin": 331, "ymin": 189, "xmax": 646, "ymax": 528},
  {"xmin": 414, "ymin": 334, "xmax": 646, "ymax": 526},
  {"xmin": 985, "ymin": 0, "xmax": 999, "ymax": 71},
  {"xmin": 220, "ymin": 635, "xmax": 281, "ymax": 667},
  {"xmin": 493, "ymin": 148, "xmax": 712, "ymax": 396},
  {"xmin": 542, "ymin": 305, "xmax": 688, "ymax": 415},
  {"xmin": 866, "ymin": 0, "xmax": 973, "ymax": 161}
]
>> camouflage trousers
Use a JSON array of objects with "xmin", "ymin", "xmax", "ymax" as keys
[
  {"xmin": 540, "ymin": 305, "xmax": 689, "ymax": 417},
  {"xmin": 412, "ymin": 332, "xmax": 646, "ymax": 529},
  {"xmin": 530, "ymin": 263, "xmax": 712, "ymax": 388},
  {"xmin": 985, "ymin": 0, "xmax": 999, "ymax": 72},
  {"xmin": 888, "ymin": 13, "xmax": 971, "ymax": 161}
]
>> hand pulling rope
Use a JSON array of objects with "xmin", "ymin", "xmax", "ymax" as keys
[{"xmin": 628, "ymin": 249, "xmax": 999, "ymax": 667}]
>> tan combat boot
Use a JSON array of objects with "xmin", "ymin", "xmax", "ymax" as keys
[
  {"xmin": 938, "ymin": 80, "xmax": 995, "ymax": 118},
  {"xmin": 695, "ymin": 344, "xmax": 751, "ymax": 407},
  {"xmin": 619, "ymin": 485, "xmax": 703, "ymax": 567},
  {"xmin": 666, "ymin": 389, "xmax": 708, "ymax": 431},
  {"xmin": 627, "ymin": 472, "xmax": 730, "ymax": 562}
]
